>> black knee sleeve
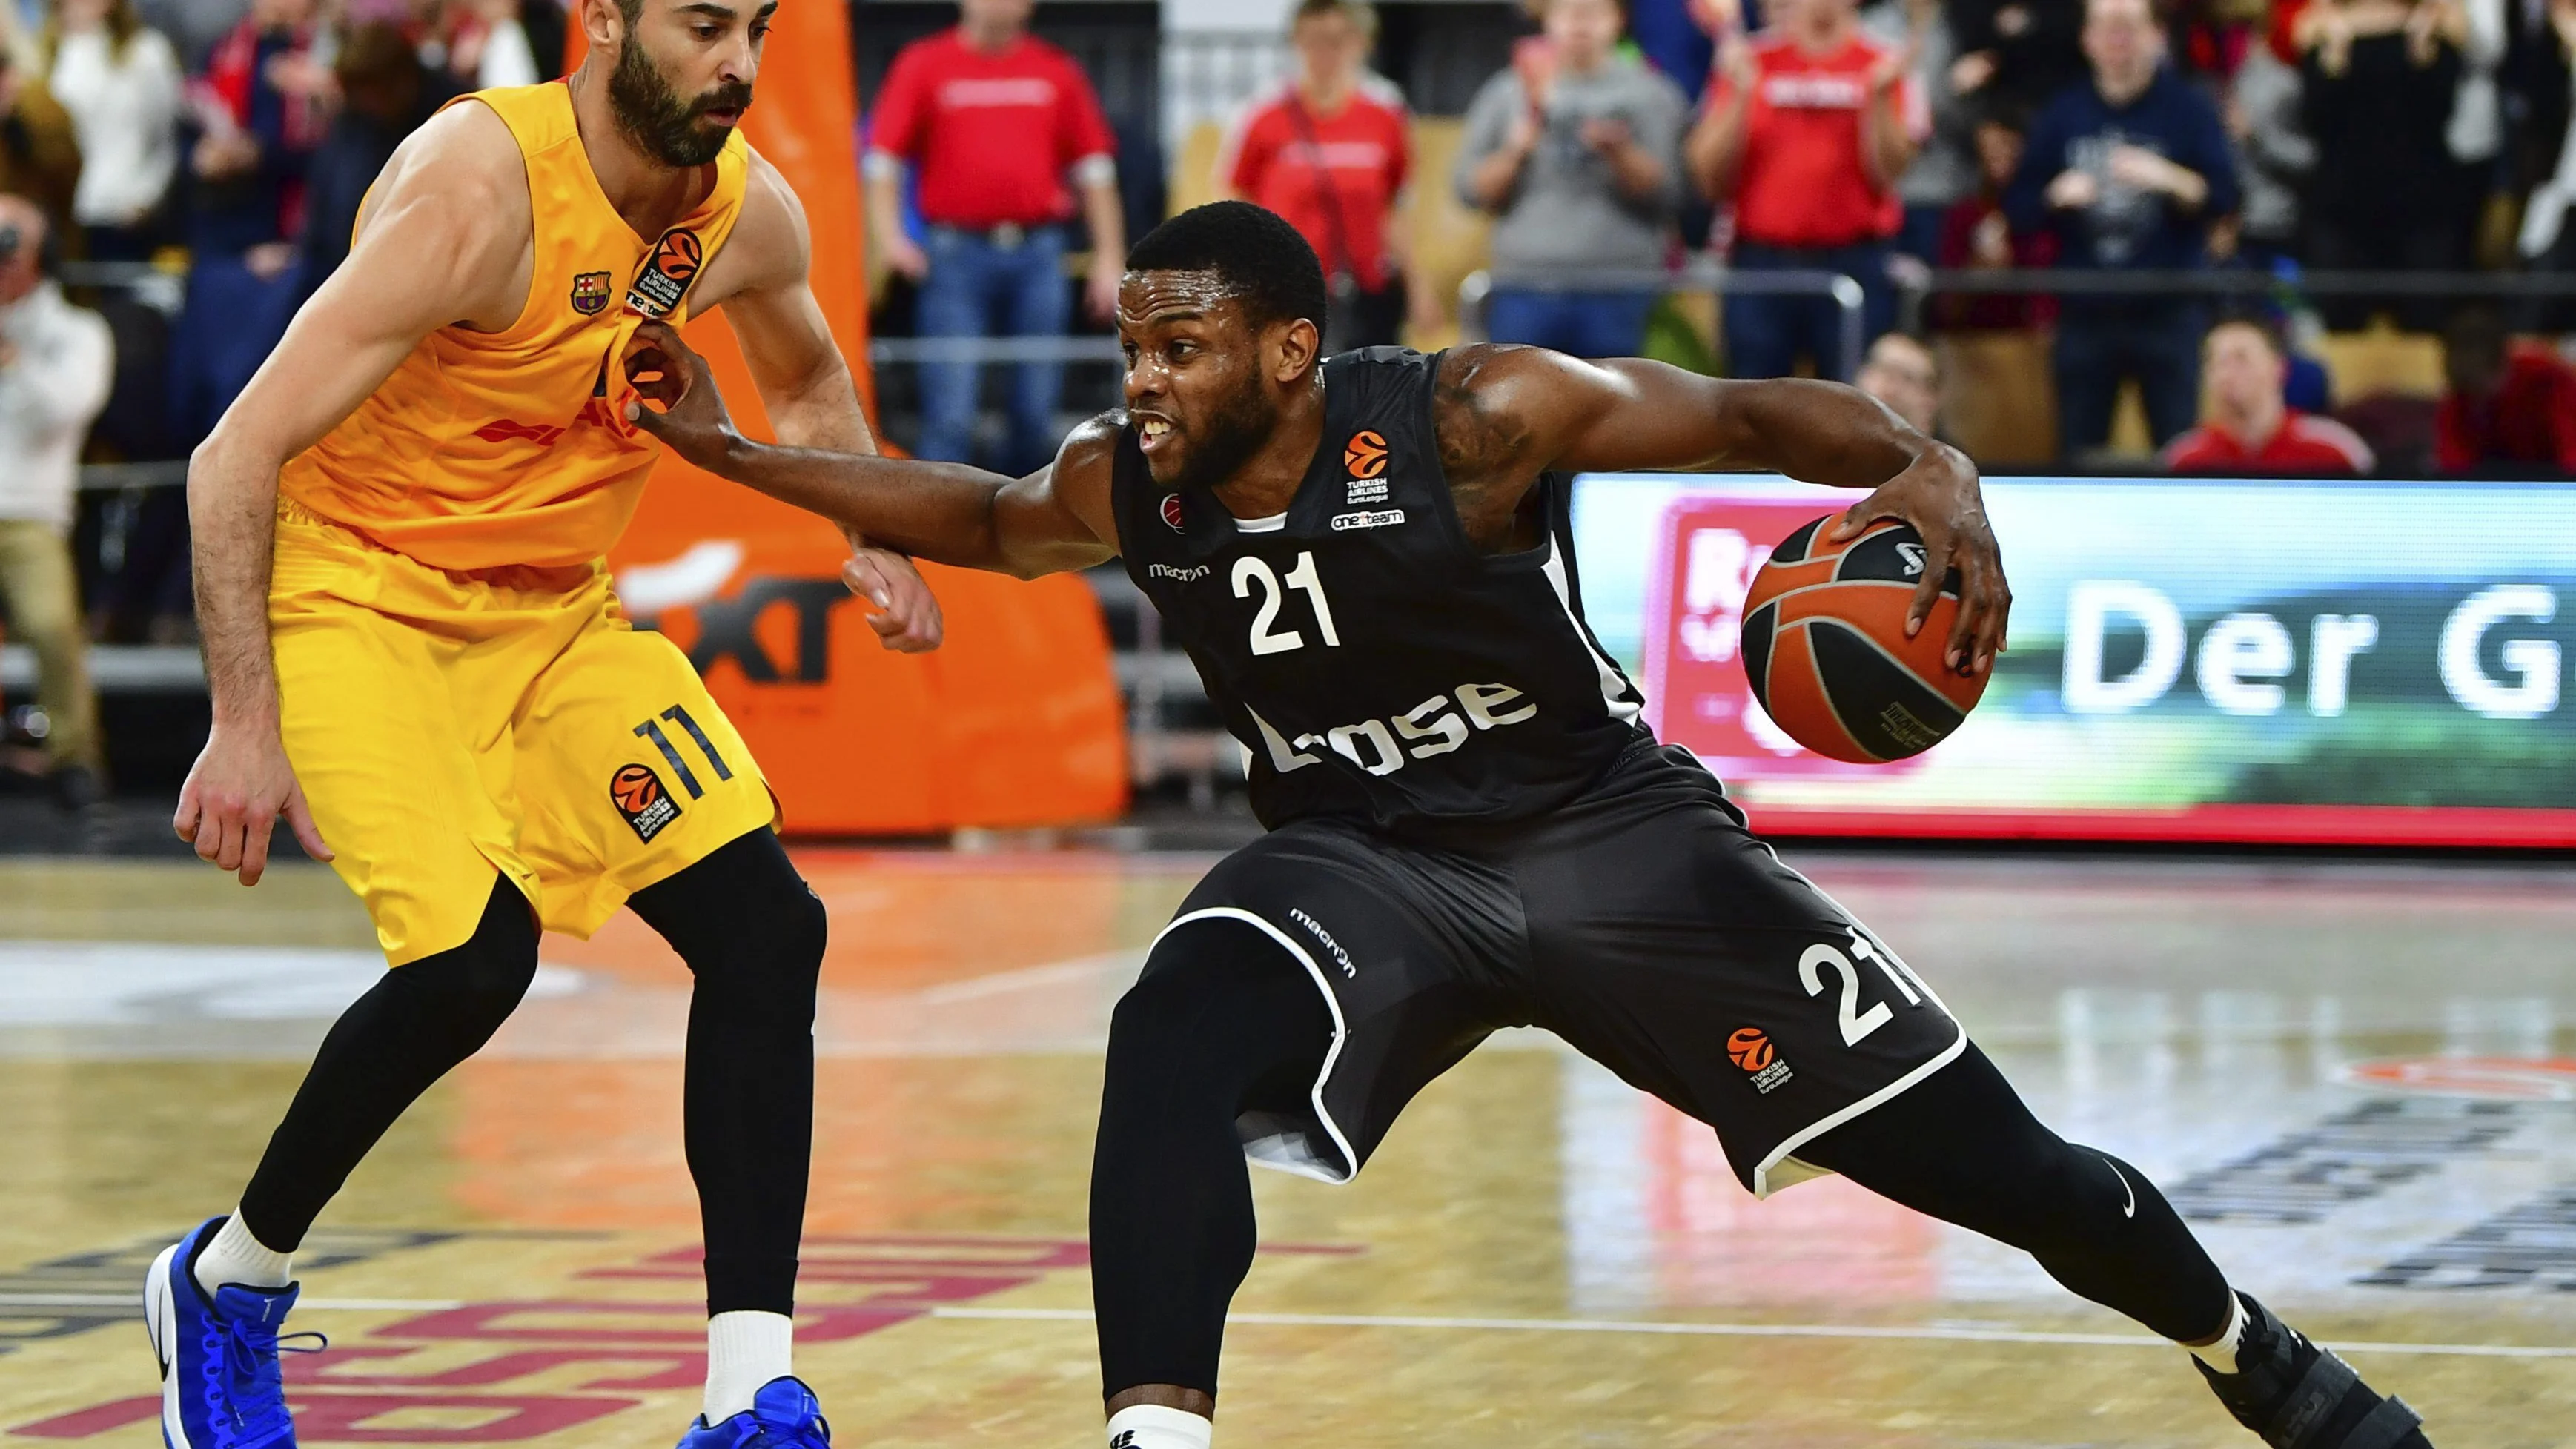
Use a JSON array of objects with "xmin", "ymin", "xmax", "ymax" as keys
[
  {"xmin": 241, "ymin": 876, "xmax": 537, "ymax": 1250},
  {"xmin": 1092, "ymin": 921, "xmax": 1331, "ymax": 1401},
  {"xmin": 628, "ymin": 828, "xmax": 828, "ymax": 1316},
  {"xmin": 1804, "ymin": 1044, "xmax": 2232, "ymax": 1344}
]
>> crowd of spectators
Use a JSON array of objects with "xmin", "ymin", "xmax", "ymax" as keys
[
  {"xmin": 6, "ymin": 0, "xmax": 2576, "ymax": 801},
  {"xmin": 0, "ymin": 0, "xmax": 558, "ymax": 805}
]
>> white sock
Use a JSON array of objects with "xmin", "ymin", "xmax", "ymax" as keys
[
  {"xmin": 192, "ymin": 1210, "xmax": 292, "ymax": 1299},
  {"xmin": 704, "ymin": 1310, "xmax": 794, "ymax": 1423},
  {"xmin": 2185, "ymin": 1291, "xmax": 2250, "ymax": 1376},
  {"xmin": 1107, "ymin": 1404, "xmax": 1213, "ymax": 1449}
]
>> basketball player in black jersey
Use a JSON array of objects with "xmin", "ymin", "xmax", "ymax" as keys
[{"xmin": 620, "ymin": 202, "xmax": 2433, "ymax": 1449}]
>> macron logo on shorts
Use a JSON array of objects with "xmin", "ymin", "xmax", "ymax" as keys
[{"xmin": 1288, "ymin": 907, "xmax": 1357, "ymax": 978}]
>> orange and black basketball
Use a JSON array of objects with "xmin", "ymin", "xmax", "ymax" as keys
[
  {"xmin": 611, "ymin": 763, "xmax": 665, "ymax": 816},
  {"xmin": 1738, "ymin": 515, "xmax": 1987, "ymax": 763}
]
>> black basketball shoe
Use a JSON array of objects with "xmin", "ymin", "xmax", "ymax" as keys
[{"xmin": 2196, "ymin": 1293, "xmax": 2431, "ymax": 1448}]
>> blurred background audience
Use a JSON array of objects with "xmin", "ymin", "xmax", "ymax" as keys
[
  {"xmin": 0, "ymin": 192, "xmax": 110, "ymax": 810},
  {"xmin": 865, "ymin": 0, "xmax": 1124, "ymax": 474},
  {"xmin": 1690, "ymin": 0, "xmax": 1921, "ymax": 379},
  {"xmin": 2007, "ymin": 0, "xmax": 2237, "ymax": 457},
  {"xmin": 2161, "ymin": 314, "xmax": 2374, "ymax": 471},
  {"xmin": 1459, "ymin": 0, "xmax": 1688, "ymax": 358},
  {"xmin": 44, "ymin": 0, "xmax": 182, "ymax": 262},
  {"xmin": 1216, "ymin": 0, "xmax": 1435, "ymax": 350}
]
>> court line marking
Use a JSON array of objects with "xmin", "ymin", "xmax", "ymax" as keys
[
  {"xmin": 0, "ymin": 1294, "xmax": 466, "ymax": 1311},
  {"xmin": 8, "ymin": 1293, "xmax": 2569, "ymax": 1360},
  {"xmin": 924, "ymin": 1305, "xmax": 2576, "ymax": 1360}
]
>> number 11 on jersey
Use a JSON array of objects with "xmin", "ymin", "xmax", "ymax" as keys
[{"xmin": 1235, "ymin": 551, "xmax": 1340, "ymax": 655}]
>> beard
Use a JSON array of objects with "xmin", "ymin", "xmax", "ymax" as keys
[
  {"xmin": 1156, "ymin": 375, "xmax": 1279, "ymax": 494},
  {"xmin": 607, "ymin": 42, "xmax": 750, "ymax": 168}
]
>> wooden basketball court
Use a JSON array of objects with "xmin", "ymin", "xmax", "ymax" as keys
[{"xmin": 4, "ymin": 850, "xmax": 2571, "ymax": 1446}]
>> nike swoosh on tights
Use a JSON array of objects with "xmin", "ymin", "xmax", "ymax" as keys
[{"xmin": 2104, "ymin": 1158, "xmax": 2137, "ymax": 1219}]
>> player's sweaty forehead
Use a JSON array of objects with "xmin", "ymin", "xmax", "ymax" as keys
[{"xmin": 1116, "ymin": 269, "xmax": 1248, "ymax": 337}]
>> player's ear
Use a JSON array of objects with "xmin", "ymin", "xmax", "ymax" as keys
[
  {"xmin": 578, "ymin": 0, "xmax": 627, "ymax": 53},
  {"xmin": 1274, "ymin": 316, "xmax": 1320, "ymax": 385}
]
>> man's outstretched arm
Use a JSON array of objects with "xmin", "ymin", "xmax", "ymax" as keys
[
  {"xmin": 1442, "ymin": 345, "xmax": 2011, "ymax": 675},
  {"xmin": 692, "ymin": 154, "xmax": 943, "ymax": 650},
  {"xmin": 622, "ymin": 319, "xmax": 1120, "ymax": 580}
]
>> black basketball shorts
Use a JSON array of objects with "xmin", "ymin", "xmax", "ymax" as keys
[{"xmin": 1143, "ymin": 738, "xmax": 1965, "ymax": 1197}]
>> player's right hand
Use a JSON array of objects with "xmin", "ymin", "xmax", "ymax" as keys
[
  {"xmin": 175, "ymin": 719, "xmax": 331, "ymax": 886},
  {"xmin": 622, "ymin": 319, "xmax": 740, "ymax": 471}
]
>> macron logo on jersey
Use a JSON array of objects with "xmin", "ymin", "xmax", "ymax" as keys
[{"xmin": 1148, "ymin": 563, "xmax": 1209, "ymax": 584}]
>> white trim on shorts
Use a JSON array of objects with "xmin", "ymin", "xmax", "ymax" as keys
[
  {"xmin": 1747, "ymin": 841, "xmax": 1971, "ymax": 1198},
  {"xmin": 1149, "ymin": 906, "xmax": 1360, "ymax": 1185},
  {"xmin": 1751, "ymin": 1021, "xmax": 1967, "ymax": 1198}
]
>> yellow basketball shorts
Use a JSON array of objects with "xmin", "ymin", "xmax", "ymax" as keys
[{"xmin": 270, "ymin": 500, "xmax": 776, "ymax": 965}]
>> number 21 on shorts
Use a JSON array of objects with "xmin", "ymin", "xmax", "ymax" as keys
[{"xmin": 1801, "ymin": 928, "xmax": 1933, "ymax": 1046}]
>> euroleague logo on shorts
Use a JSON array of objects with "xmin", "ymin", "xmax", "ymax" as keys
[
  {"xmin": 610, "ymin": 762, "xmax": 683, "ymax": 843},
  {"xmin": 1730, "ymin": 1027, "xmax": 1795, "ymax": 1095},
  {"xmin": 626, "ymin": 228, "xmax": 705, "ymax": 319},
  {"xmin": 1343, "ymin": 429, "xmax": 1389, "ymax": 480}
]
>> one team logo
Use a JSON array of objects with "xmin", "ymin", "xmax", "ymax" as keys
[
  {"xmin": 626, "ymin": 228, "xmax": 705, "ymax": 319},
  {"xmin": 1729, "ymin": 1027, "xmax": 1795, "ymax": 1095},
  {"xmin": 1343, "ymin": 429, "xmax": 1389, "ymax": 480},
  {"xmin": 1160, "ymin": 494, "xmax": 1185, "ymax": 531},
  {"xmin": 569, "ymin": 271, "xmax": 612, "ymax": 316},
  {"xmin": 610, "ymin": 762, "xmax": 683, "ymax": 842}
]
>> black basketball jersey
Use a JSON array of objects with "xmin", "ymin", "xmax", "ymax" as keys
[{"xmin": 1113, "ymin": 348, "xmax": 1649, "ymax": 833}]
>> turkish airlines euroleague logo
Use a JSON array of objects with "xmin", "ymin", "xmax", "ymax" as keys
[
  {"xmin": 1343, "ymin": 430, "xmax": 1389, "ymax": 480},
  {"xmin": 611, "ymin": 762, "xmax": 681, "ymax": 842},
  {"xmin": 1727, "ymin": 1027, "xmax": 1774, "ymax": 1072},
  {"xmin": 1731, "ymin": 1027, "xmax": 1794, "ymax": 1095},
  {"xmin": 627, "ymin": 228, "xmax": 705, "ymax": 319}
]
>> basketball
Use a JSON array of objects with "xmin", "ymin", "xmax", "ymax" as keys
[{"xmin": 1738, "ymin": 515, "xmax": 1988, "ymax": 763}]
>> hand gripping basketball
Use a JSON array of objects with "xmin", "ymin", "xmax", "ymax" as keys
[
  {"xmin": 621, "ymin": 319, "xmax": 739, "ymax": 470},
  {"xmin": 1823, "ymin": 444, "xmax": 2010, "ymax": 677}
]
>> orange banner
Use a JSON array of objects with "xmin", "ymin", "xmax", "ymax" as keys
[{"xmin": 579, "ymin": 2, "xmax": 1127, "ymax": 832}]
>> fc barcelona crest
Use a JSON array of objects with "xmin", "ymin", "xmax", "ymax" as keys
[{"xmin": 569, "ymin": 271, "xmax": 612, "ymax": 316}]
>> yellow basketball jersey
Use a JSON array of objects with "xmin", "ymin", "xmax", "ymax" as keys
[{"xmin": 282, "ymin": 82, "xmax": 751, "ymax": 572}]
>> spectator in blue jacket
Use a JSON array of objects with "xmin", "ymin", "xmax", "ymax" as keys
[{"xmin": 2005, "ymin": 0, "xmax": 2237, "ymax": 459}]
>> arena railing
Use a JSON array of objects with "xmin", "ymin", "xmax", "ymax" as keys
[{"xmin": 1459, "ymin": 262, "xmax": 1871, "ymax": 379}]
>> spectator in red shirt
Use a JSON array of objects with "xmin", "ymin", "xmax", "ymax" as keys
[
  {"xmin": 1932, "ymin": 101, "xmax": 2060, "ymax": 329},
  {"xmin": 865, "ymin": 0, "xmax": 1125, "ymax": 471},
  {"xmin": 1688, "ymin": 0, "xmax": 1924, "ymax": 380},
  {"xmin": 2162, "ymin": 316, "xmax": 2375, "ymax": 474},
  {"xmin": 2437, "ymin": 306, "xmax": 2576, "ymax": 474},
  {"xmin": 1216, "ymin": 0, "xmax": 1437, "ymax": 350}
]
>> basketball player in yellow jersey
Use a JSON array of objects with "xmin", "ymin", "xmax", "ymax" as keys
[{"xmin": 145, "ymin": 3, "xmax": 924, "ymax": 1446}]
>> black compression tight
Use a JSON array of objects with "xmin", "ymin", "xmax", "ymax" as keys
[
  {"xmin": 1090, "ymin": 921, "xmax": 1333, "ymax": 1399},
  {"xmin": 627, "ymin": 828, "xmax": 829, "ymax": 1316},
  {"xmin": 1089, "ymin": 932, "xmax": 2234, "ymax": 1402},
  {"xmin": 239, "ymin": 829, "xmax": 826, "ymax": 1317},
  {"xmin": 240, "ymin": 875, "xmax": 539, "ymax": 1250},
  {"xmin": 1800, "ymin": 1041, "xmax": 2234, "ymax": 1344}
]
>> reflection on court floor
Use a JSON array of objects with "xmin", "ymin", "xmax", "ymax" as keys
[{"xmin": 2, "ymin": 852, "xmax": 2571, "ymax": 1446}]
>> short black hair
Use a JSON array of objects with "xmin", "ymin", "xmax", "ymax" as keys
[{"xmin": 1125, "ymin": 201, "xmax": 1330, "ymax": 348}]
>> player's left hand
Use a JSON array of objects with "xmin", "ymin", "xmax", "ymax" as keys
[
  {"xmin": 622, "ymin": 319, "xmax": 739, "ymax": 471},
  {"xmin": 839, "ymin": 533, "xmax": 943, "ymax": 652},
  {"xmin": 1827, "ymin": 443, "xmax": 2010, "ymax": 678}
]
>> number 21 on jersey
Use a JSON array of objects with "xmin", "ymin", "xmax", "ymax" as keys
[{"xmin": 1234, "ymin": 551, "xmax": 1338, "ymax": 655}]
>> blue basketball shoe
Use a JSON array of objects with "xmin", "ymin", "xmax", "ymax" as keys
[
  {"xmin": 676, "ymin": 1376, "xmax": 834, "ymax": 1448},
  {"xmin": 144, "ymin": 1217, "xmax": 323, "ymax": 1449}
]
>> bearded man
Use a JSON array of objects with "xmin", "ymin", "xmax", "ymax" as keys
[{"xmin": 141, "ymin": 2, "xmax": 941, "ymax": 1445}]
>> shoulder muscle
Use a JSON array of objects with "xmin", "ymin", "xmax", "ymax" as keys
[
  {"xmin": 353, "ymin": 101, "xmax": 532, "ymax": 332},
  {"xmin": 695, "ymin": 149, "xmax": 808, "ymax": 311}
]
